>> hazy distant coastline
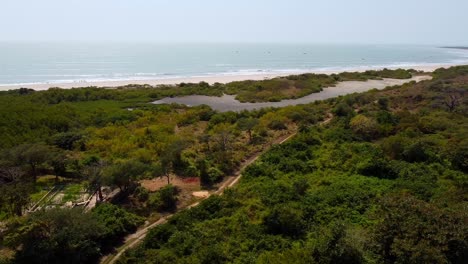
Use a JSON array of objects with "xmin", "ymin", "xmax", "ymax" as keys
[
  {"xmin": 0, "ymin": 63, "xmax": 462, "ymax": 91},
  {"xmin": 441, "ymin": 46, "xmax": 468, "ymax": 50}
]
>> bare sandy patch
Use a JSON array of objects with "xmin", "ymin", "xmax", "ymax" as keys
[
  {"xmin": 192, "ymin": 191, "xmax": 210, "ymax": 198},
  {"xmin": 140, "ymin": 176, "xmax": 201, "ymax": 192}
]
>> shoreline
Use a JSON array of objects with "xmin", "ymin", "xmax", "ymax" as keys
[{"xmin": 0, "ymin": 63, "xmax": 464, "ymax": 91}]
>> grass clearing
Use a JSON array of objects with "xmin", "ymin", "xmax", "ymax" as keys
[{"xmin": 61, "ymin": 183, "xmax": 86, "ymax": 203}]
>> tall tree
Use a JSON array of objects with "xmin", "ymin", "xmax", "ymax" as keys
[
  {"xmin": 237, "ymin": 117, "xmax": 259, "ymax": 143},
  {"xmin": 3, "ymin": 208, "xmax": 105, "ymax": 264},
  {"xmin": 104, "ymin": 160, "xmax": 147, "ymax": 192},
  {"xmin": 0, "ymin": 181, "xmax": 32, "ymax": 216},
  {"xmin": 8, "ymin": 144, "xmax": 51, "ymax": 183},
  {"xmin": 82, "ymin": 156, "xmax": 106, "ymax": 201},
  {"xmin": 211, "ymin": 123, "xmax": 234, "ymax": 152},
  {"xmin": 159, "ymin": 139, "xmax": 190, "ymax": 183}
]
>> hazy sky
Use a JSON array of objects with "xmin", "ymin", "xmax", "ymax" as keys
[{"xmin": 1, "ymin": 0, "xmax": 467, "ymax": 44}]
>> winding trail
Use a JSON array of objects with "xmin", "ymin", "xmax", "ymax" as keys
[{"xmin": 100, "ymin": 132, "xmax": 297, "ymax": 264}]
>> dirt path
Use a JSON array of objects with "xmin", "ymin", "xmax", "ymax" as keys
[{"xmin": 100, "ymin": 131, "xmax": 297, "ymax": 264}]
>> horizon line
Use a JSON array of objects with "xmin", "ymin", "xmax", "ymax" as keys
[{"xmin": 0, "ymin": 40, "xmax": 465, "ymax": 46}]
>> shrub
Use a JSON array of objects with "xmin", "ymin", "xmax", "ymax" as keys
[
  {"xmin": 148, "ymin": 185, "xmax": 179, "ymax": 212},
  {"xmin": 264, "ymin": 204, "xmax": 306, "ymax": 238},
  {"xmin": 333, "ymin": 102, "xmax": 354, "ymax": 117},
  {"xmin": 349, "ymin": 115, "xmax": 378, "ymax": 140},
  {"xmin": 202, "ymin": 166, "xmax": 224, "ymax": 185},
  {"xmin": 268, "ymin": 120, "xmax": 287, "ymax": 130},
  {"xmin": 371, "ymin": 194, "xmax": 468, "ymax": 263},
  {"xmin": 92, "ymin": 203, "xmax": 144, "ymax": 244},
  {"xmin": 402, "ymin": 140, "xmax": 438, "ymax": 163}
]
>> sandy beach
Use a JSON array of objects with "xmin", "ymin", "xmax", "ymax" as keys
[{"xmin": 0, "ymin": 63, "xmax": 462, "ymax": 91}]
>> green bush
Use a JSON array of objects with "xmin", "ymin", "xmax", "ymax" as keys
[
  {"xmin": 268, "ymin": 120, "xmax": 287, "ymax": 130},
  {"xmin": 333, "ymin": 102, "xmax": 354, "ymax": 117},
  {"xmin": 92, "ymin": 203, "xmax": 144, "ymax": 244},
  {"xmin": 264, "ymin": 204, "xmax": 306, "ymax": 238},
  {"xmin": 148, "ymin": 185, "xmax": 178, "ymax": 212}
]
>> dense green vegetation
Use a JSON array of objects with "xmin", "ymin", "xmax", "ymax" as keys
[
  {"xmin": 1, "ymin": 204, "xmax": 143, "ymax": 264},
  {"xmin": 0, "ymin": 66, "xmax": 465, "ymax": 264},
  {"xmin": 0, "ymin": 69, "xmax": 321, "ymax": 263},
  {"xmin": 116, "ymin": 66, "xmax": 467, "ymax": 264},
  {"xmin": 224, "ymin": 69, "xmax": 413, "ymax": 102}
]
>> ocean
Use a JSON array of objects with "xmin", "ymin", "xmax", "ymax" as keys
[{"xmin": 0, "ymin": 43, "xmax": 467, "ymax": 86}]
